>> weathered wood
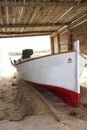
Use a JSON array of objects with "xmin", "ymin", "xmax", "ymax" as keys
[
  {"xmin": 0, "ymin": 33, "xmax": 49, "ymax": 38},
  {"xmin": 55, "ymin": 7, "xmax": 73, "ymax": 22},
  {"xmin": 51, "ymin": 12, "xmax": 87, "ymax": 36},
  {"xmin": 50, "ymin": 37, "xmax": 54, "ymax": 54},
  {"xmin": 68, "ymin": 26, "xmax": 73, "ymax": 51},
  {"xmin": 0, "ymin": 30, "xmax": 55, "ymax": 35},
  {"xmin": 57, "ymin": 7, "xmax": 87, "ymax": 23},
  {"xmin": 0, "ymin": 23, "xmax": 69, "ymax": 28},
  {"xmin": 0, "ymin": 1, "xmax": 87, "ymax": 7},
  {"xmin": 0, "ymin": 1, "xmax": 86, "ymax": 38},
  {"xmin": 57, "ymin": 34, "xmax": 61, "ymax": 53},
  {"xmin": 70, "ymin": 13, "xmax": 87, "ymax": 28}
]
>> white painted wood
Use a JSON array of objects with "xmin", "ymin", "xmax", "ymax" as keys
[
  {"xmin": 14, "ymin": 41, "xmax": 86, "ymax": 94},
  {"xmin": 16, "ymin": 52, "xmax": 78, "ymax": 93},
  {"xmin": 74, "ymin": 40, "xmax": 80, "ymax": 93}
]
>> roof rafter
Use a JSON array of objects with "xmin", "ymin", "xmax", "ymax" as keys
[
  {"xmin": 50, "ymin": 12, "xmax": 87, "ymax": 36},
  {"xmin": 0, "ymin": 1, "xmax": 87, "ymax": 7}
]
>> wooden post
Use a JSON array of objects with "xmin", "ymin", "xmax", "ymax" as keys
[
  {"xmin": 74, "ymin": 40, "xmax": 80, "ymax": 94},
  {"xmin": 50, "ymin": 36, "xmax": 54, "ymax": 54},
  {"xmin": 68, "ymin": 26, "xmax": 73, "ymax": 51},
  {"xmin": 57, "ymin": 34, "xmax": 61, "ymax": 53}
]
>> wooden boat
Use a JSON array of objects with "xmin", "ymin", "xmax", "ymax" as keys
[{"xmin": 11, "ymin": 41, "xmax": 86, "ymax": 107}]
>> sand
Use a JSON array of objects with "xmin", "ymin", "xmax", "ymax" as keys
[
  {"xmin": 80, "ymin": 68, "xmax": 87, "ymax": 106},
  {"xmin": 0, "ymin": 73, "xmax": 52, "ymax": 121},
  {"xmin": 0, "ymin": 64, "xmax": 87, "ymax": 129}
]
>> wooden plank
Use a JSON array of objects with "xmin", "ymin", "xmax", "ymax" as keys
[
  {"xmin": 70, "ymin": 13, "xmax": 87, "ymax": 28},
  {"xmin": 58, "ymin": 7, "xmax": 87, "ymax": 23},
  {"xmin": 0, "ymin": 33, "xmax": 50, "ymax": 38},
  {"xmin": 0, "ymin": 30, "xmax": 55, "ymax": 35},
  {"xmin": 0, "ymin": 1, "xmax": 87, "ymax": 7},
  {"xmin": 0, "ymin": 23, "xmax": 69, "ymax": 28},
  {"xmin": 51, "ymin": 12, "xmax": 87, "ymax": 36}
]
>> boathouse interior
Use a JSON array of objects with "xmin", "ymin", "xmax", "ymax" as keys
[{"xmin": 0, "ymin": 0, "xmax": 87, "ymax": 54}]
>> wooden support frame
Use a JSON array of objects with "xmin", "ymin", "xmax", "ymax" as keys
[
  {"xmin": 0, "ymin": 30, "xmax": 55, "ymax": 35},
  {"xmin": 57, "ymin": 34, "xmax": 61, "ymax": 53},
  {"xmin": 0, "ymin": 33, "xmax": 49, "ymax": 38},
  {"xmin": 0, "ymin": 23, "xmax": 69, "ymax": 28},
  {"xmin": 50, "ymin": 36, "xmax": 54, "ymax": 54},
  {"xmin": 68, "ymin": 26, "xmax": 73, "ymax": 51},
  {"xmin": 0, "ymin": 1, "xmax": 87, "ymax": 7},
  {"xmin": 51, "ymin": 13, "xmax": 87, "ymax": 37}
]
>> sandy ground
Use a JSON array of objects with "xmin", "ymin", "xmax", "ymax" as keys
[
  {"xmin": 0, "ymin": 73, "xmax": 51, "ymax": 121},
  {"xmin": 0, "ymin": 73, "xmax": 68, "ymax": 130},
  {"xmin": 80, "ymin": 68, "xmax": 87, "ymax": 105},
  {"xmin": 0, "ymin": 58, "xmax": 87, "ymax": 130}
]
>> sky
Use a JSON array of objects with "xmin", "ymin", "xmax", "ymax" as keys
[
  {"xmin": 0, "ymin": 36, "xmax": 50, "ymax": 52},
  {"xmin": 0, "ymin": 36, "xmax": 50, "ymax": 76}
]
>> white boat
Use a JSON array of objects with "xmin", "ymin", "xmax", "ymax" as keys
[{"xmin": 11, "ymin": 41, "xmax": 86, "ymax": 107}]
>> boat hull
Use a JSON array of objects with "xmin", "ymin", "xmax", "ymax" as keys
[
  {"xmin": 12, "ymin": 41, "xmax": 87, "ymax": 107},
  {"xmin": 26, "ymin": 80, "xmax": 80, "ymax": 107},
  {"xmin": 15, "ymin": 50, "xmax": 80, "ymax": 107}
]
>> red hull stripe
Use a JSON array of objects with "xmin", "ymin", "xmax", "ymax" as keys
[{"xmin": 25, "ymin": 80, "xmax": 80, "ymax": 107}]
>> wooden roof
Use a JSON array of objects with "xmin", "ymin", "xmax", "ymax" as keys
[{"xmin": 0, "ymin": 0, "xmax": 87, "ymax": 38}]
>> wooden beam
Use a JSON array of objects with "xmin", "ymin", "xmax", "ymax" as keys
[
  {"xmin": 57, "ymin": 34, "xmax": 61, "ymax": 53},
  {"xmin": 50, "ymin": 36, "xmax": 54, "ymax": 54},
  {"xmin": 51, "ymin": 12, "xmax": 87, "ymax": 36},
  {"xmin": 0, "ymin": 30, "xmax": 55, "ymax": 35},
  {"xmin": 70, "ymin": 13, "xmax": 87, "ymax": 28},
  {"xmin": 0, "ymin": 23, "xmax": 69, "ymax": 28},
  {"xmin": 0, "ymin": 1, "xmax": 87, "ymax": 7},
  {"xmin": 68, "ymin": 26, "xmax": 73, "ymax": 51},
  {"xmin": 0, "ymin": 33, "xmax": 50, "ymax": 38}
]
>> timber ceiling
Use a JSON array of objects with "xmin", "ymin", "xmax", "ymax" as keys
[{"xmin": 0, "ymin": 0, "xmax": 87, "ymax": 38}]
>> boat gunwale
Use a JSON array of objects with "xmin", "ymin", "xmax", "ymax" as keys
[{"xmin": 14, "ymin": 50, "xmax": 75, "ymax": 66}]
